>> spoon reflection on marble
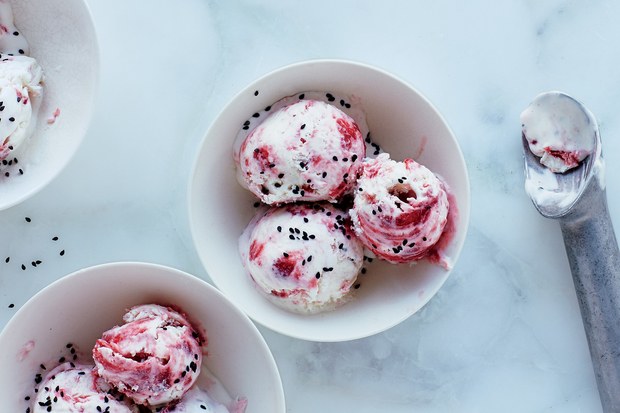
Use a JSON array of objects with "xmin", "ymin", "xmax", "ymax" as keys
[{"xmin": 521, "ymin": 91, "xmax": 620, "ymax": 412}]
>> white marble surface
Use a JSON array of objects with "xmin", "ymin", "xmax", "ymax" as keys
[{"xmin": 2, "ymin": 0, "xmax": 620, "ymax": 411}]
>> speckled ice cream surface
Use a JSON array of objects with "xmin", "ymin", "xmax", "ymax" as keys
[
  {"xmin": 92, "ymin": 304, "xmax": 204, "ymax": 407},
  {"xmin": 239, "ymin": 202, "xmax": 364, "ymax": 314},
  {"xmin": 234, "ymin": 92, "xmax": 368, "ymax": 205},
  {"xmin": 32, "ymin": 362, "xmax": 139, "ymax": 413}
]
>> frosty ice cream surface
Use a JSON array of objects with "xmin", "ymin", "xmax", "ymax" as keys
[{"xmin": 0, "ymin": 1, "xmax": 44, "ymax": 163}]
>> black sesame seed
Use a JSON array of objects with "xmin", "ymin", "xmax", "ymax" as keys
[
  {"xmin": 253, "ymin": 202, "xmax": 260, "ymax": 208},
  {"xmin": 354, "ymin": 283, "xmax": 361, "ymax": 289},
  {"xmin": 21, "ymin": 264, "xmax": 26, "ymax": 270},
  {"xmin": 315, "ymin": 272, "xmax": 321, "ymax": 279},
  {"xmin": 4, "ymin": 256, "xmax": 8, "ymax": 263},
  {"xmin": 252, "ymin": 112, "xmax": 260, "ymax": 118},
  {"xmin": 361, "ymin": 268, "xmax": 367, "ymax": 274},
  {"xmin": 9, "ymin": 117, "xmax": 15, "ymax": 122},
  {"xmin": 332, "ymin": 156, "xmax": 338, "ymax": 161},
  {"xmin": 8, "ymin": 303, "xmax": 14, "ymax": 308},
  {"xmin": 25, "ymin": 217, "xmax": 31, "ymax": 222},
  {"xmin": 52, "ymin": 236, "xmax": 59, "ymax": 241},
  {"xmin": 253, "ymin": 90, "xmax": 259, "ymax": 96},
  {"xmin": 283, "ymin": 252, "xmax": 289, "ymax": 257},
  {"xmin": 298, "ymin": 93, "xmax": 305, "ymax": 99},
  {"xmin": 265, "ymin": 105, "xmax": 272, "ymax": 111},
  {"xmin": 59, "ymin": 250, "xmax": 65, "ymax": 256},
  {"xmin": 277, "ymin": 226, "xmax": 282, "ymax": 232},
  {"xmin": 13, "ymin": 31, "xmax": 19, "ymax": 36},
  {"xmin": 300, "ymin": 123, "xmax": 306, "ymax": 130}
]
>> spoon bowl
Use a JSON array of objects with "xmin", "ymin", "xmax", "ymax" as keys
[{"xmin": 521, "ymin": 91, "xmax": 601, "ymax": 219}]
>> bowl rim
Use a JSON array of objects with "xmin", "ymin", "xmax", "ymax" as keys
[
  {"xmin": 187, "ymin": 58, "xmax": 471, "ymax": 341},
  {"xmin": 0, "ymin": 0, "xmax": 101, "ymax": 210}
]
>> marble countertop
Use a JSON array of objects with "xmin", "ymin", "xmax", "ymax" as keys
[{"xmin": 2, "ymin": 1, "xmax": 619, "ymax": 411}]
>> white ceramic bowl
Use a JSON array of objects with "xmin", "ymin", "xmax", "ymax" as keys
[
  {"xmin": 0, "ymin": 262, "xmax": 285, "ymax": 413},
  {"xmin": 189, "ymin": 59, "xmax": 470, "ymax": 342},
  {"xmin": 0, "ymin": 0, "xmax": 99, "ymax": 210}
]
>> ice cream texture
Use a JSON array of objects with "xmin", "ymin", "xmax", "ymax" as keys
[
  {"xmin": 92, "ymin": 304, "xmax": 204, "ymax": 407},
  {"xmin": 0, "ymin": 2, "xmax": 43, "ymax": 162},
  {"xmin": 0, "ymin": 55, "xmax": 43, "ymax": 160},
  {"xmin": 32, "ymin": 362, "xmax": 139, "ymax": 413},
  {"xmin": 350, "ymin": 153, "xmax": 449, "ymax": 264},
  {"xmin": 521, "ymin": 92, "xmax": 596, "ymax": 173},
  {"xmin": 235, "ymin": 97, "xmax": 366, "ymax": 205},
  {"xmin": 240, "ymin": 202, "xmax": 364, "ymax": 314}
]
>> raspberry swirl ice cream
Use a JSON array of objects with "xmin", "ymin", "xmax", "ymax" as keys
[
  {"xmin": 32, "ymin": 362, "xmax": 139, "ymax": 413},
  {"xmin": 235, "ymin": 98, "xmax": 366, "ymax": 205},
  {"xmin": 350, "ymin": 153, "xmax": 449, "ymax": 264},
  {"xmin": 239, "ymin": 202, "xmax": 364, "ymax": 314},
  {"xmin": 92, "ymin": 304, "xmax": 204, "ymax": 407}
]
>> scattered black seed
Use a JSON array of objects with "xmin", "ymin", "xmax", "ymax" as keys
[
  {"xmin": 298, "ymin": 93, "xmax": 305, "ymax": 99},
  {"xmin": 402, "ymin": 239, "xmax": 408, "ymax": 246},
  {"xmin": 361, "ymin": 268, "xmax": 367, "ymax": 274},
  {"xmin": 332, "ymin": 156, "xmax": 338, "ymax": 161},
  {"xmin": 252, "ymin": 112, "xmax": 260, "ymax": 118},
  {"xmin": 354, "ymin": 283, "xmax": 361, "ymax": 289},
  {"xmin": 277, "ymin": 226, "xmax": 282, "ymax": 232},
  {"xmin": 13, "ymin": 31, "xmax": 19, "ymax": 36},
  {"xmin": 5, "ymin": 256, "xmax": 9, "ymax": 263},
  {"xmin": 423, "ymin": 237, "xmax": 427, "ymax": 241},
  {"xmin": 52, "ymin": 236, "xmax": 59, "ymax": 241},
  {"xmin": 283, "ymin": 252, "xmax": 289, "ymax": 257},
  {"xmin": 326, "ymin": 93, "xmax": 335, "ymax": 102},
  {"xmin": 25, "ymin": 217, "xmax": 31, "ymax": 222},
  {"xmin": 315, "ymin": 272, "xmax": 321, "ymax": 279},
  {"xmin": 9, "ymin": 117, "xmax": 14, "ymax": 122},
  {"xmin": 265, "ymin": 105, "xmax": 272, "ymax": 111},
  {"xmin": 21, "ymin": 264, "xmax": 26, "ymax": 270},
  {"xmin": 8, "ymin": 303, "xmax": 14, "ymax": 308},
  {"xmin": 300, "ymin": 123, "xmax": 306, "ymax": 130},
  {"xmin": 253, "ymin": 202, "xmax": 260, "ymax": 208},
  {"xmin": 59, "ymin": 250, "xmax": 65, "ymax": 256},
  {"xmin": 253, "ymin": 90, "xmax": 259, "ymax": 96}
]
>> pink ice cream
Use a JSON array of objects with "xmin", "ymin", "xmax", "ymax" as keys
[
  {"xmin": 92, "ymin": 304, "xmax": 204, "ymax": 407},
  {"xmin": 32, "ymin": 362, "xmax": 138, "ymax": 413},
  {"xmin": 350, "ymin": 153, "xmax": 449, "ymax": 264},
  {"xmin": 235, "ymin": 98, "xmax": 366, "ymax": 205},
  {"xmin": 240, "ymin": 202, "xmax": 364, "ymax": 314}
]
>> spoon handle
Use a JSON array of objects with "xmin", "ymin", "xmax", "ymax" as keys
[{"xmin": 560, "ymin": 192, "xmax": 620, "ymax": 413}]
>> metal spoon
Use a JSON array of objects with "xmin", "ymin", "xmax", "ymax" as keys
[{"xmin": 521, "ymin": 91, "xmax": 620, "ymax": 412}]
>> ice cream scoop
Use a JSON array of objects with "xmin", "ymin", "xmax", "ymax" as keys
[
  {"xmin": 239, "ymin": 202, "xmax": 364, "ymax": 314},
  {"xmin": 93, "ymin": 304, "xmax": 204, "ymax": 407},
  {"xmin": 350, "ymin": 153, "xmax": 449, "ymax": 264},
  {"xmin": 32, "ymin": 362, "xmax": 139, "ymax": 413},
  {"xmin": 521, "ymin": 91, "xmax": 620, "ymax": 412},
  {"xmin": 235, "ymin": 97, "xmax": 366, "ymax": 205}
]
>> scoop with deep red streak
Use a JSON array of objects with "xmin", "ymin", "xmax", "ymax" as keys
[
  {"xmin": 350, "ymin": 153, "xmax": 450, "ymax": 264},
  {"xmin": 92, "ymin": 304, "xmax": 204, "ymax": 407}
]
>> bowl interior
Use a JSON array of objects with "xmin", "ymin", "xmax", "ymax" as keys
[
  {"xmin": 189, "ymin": 60, "xmax": 470, "ymax": 341},
  {"xmin": 0, "ymin": 0, "xmax": 98, "ymax": 210},
  {"xmin": 0, "ymin": 262, "xmax": 285, "ymax": 413}
]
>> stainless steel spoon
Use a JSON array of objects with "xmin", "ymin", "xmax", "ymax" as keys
[{"xmin": 522, "ymin": 91, "xmax": 620, "ymax": 412}]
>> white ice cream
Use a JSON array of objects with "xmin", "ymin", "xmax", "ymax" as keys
[
  {"xmin": 234, "ymin": 94, "xmax": 367, "ymax": 205},
  {"xmin": 239, "ymin": 202, "xmax": 364, "ymax": 314},
  {"xmin": 521, "ymin": 91, "xmax": 596, "ymax": 173},
  {"xmin": 32, "ymin": 362, "xmax": 139, "ymax": 413},
  {"xmin": 0, "ymin": 55, "xmax": 43, "ymax": 160}
]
